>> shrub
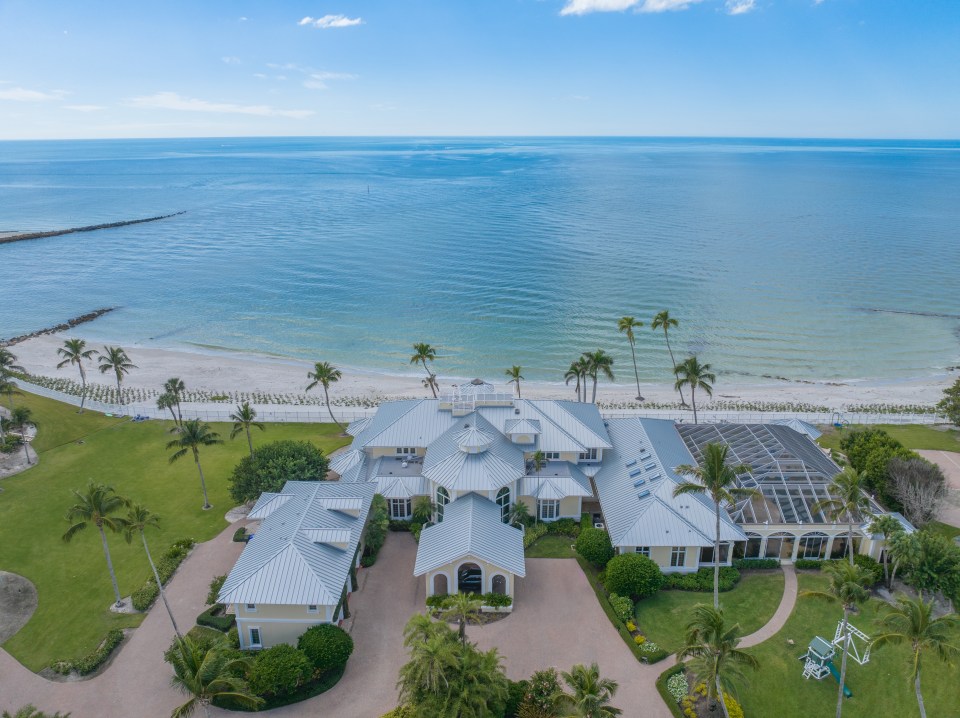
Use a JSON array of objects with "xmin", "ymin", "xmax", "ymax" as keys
[
  {"xmin": 795, "ymin": 558, "xmax": 824, "ymax": 570},
  {"xmin": 733, "ymin": 557, "xmax": 780, "ymax": 570},
  {"xmin": 608, "ymin": 593, "xmax": 635, "ymax": 624},
  {"xmin": 575, "ymin": 528, "xmax": 614, "ymax": 568},
  {"xmin": 853, "ymin": 553, "xmax": 885, "ymax": 586},
  {"xmin": 662, "ymin": 567, "xmax": 740, "ymax": 593},
  {"xmin": 53, "ymin": 628, "xmax": 124, "ymax": 675},
  {"xmin": 229, "ymin": 440, "xmax": 330, "ymax": 503},
  {"xmin": 207, "ymin": 575, "xmax": 227, "ymax": 605},
  {"xmin": 360, "ymin": 554, "xmax": 377, "ymax": 568},
  {"xmin": 365, "ymin": 494, "xmax": 390, "ymax": 558},
  {"xmin": 233, "ymin": 527, "xmax": 248, "ymax": 542},
  {"xmin": 227, "ymin": 625, "xmax": 240, "ymax": 650},
  {"xmin": 547, "ymin": 517, "xmax": 579, "ymax": 536},
  {"xmin": 625, "ymin": 620, "xmax": 637, "ymax": 632},
  {"xmin": 604, "ymin": 554, "xmax": 665, "ymax": 600},
  {"xmin": 248, "ymin": 644, "xmax": 313, "ymax": 697},
  {"xmin": 522, "ymin": 522, "xmax": 548, "ymax": 548},
  {"xmin": 380, "ymin": 709, "xmax": 414, "ymax": 718},
  {"xmin": 389, "ymin": 520, "xmax": 413, "ymax": 532},
  {"xmin": 197, "ymin": 603, "xmax": 235, "ymax": 632},
  {"xmin": 634, "ymin": 634, "xmax": 646, "ymax": 645},
  {"xmin": 131, "ymin": 580, "xmax": 160, "ymax": 612},
  {"xmin": 411, "ymin": 522, "xmax": 424, "ymax": 543},
  {"xmin": 520, "ymin": 668, "xmax": 563, "ymax": 716},
  {"xmin": 482, "ymin": 592, "xmax": 513, "ymax": 608},
  {"xmin": 666, "ymin": 670, "xmax": 689, "ymax": 703},
  {"xmin": 297, "ymin": 624, "xmax": 355, "ymax": 673}
]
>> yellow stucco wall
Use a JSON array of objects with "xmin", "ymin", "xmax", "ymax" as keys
[{"xmin": 423, "ymin": 554, "xmax": 517, "ymax": 597}]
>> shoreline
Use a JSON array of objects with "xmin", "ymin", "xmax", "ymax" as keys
[{"xmin": 8, "ymin": 332, "xmax": 955, "ymax": 410}]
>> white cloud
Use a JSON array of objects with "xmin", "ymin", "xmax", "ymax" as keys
[
  {"xmin": 298, "ymin": 14, "xmax": 363, "ymax": 29},
  {"xmin": 253, "ymin": 73, "xmax": 268, "ymax": 79},
  {"xmin": 239, "ymin": 16, "xmax": 248, "ymax": 21},
  {"xmin": 0, "ymin": 87, "xmax": 67, "ymax": 102},
  {"xmin": 64, "ymin": 104, "xmax": 105, "ymax": 112},
  {"xmin": 560, "ymin": 0, "xmax": 703, "ymax": 14},
  {"xmin": 129, "ymin": 92, "xmax": 313, "ymax": 118},
  {"xmin": 726, "ymin": 0, "xmax": 756, "ymax": 14},
  {"xmin": 303, "ymin": 71, "xmax": 357, "ymax": 90},
  {"xmin": 222, "ymin": 56, "xmax": 241, "ymax": 65}
]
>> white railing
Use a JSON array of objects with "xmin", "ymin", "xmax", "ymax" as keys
[{"xmin": 596, "ymin": 408, "xmax": 945, "ymax": 425}]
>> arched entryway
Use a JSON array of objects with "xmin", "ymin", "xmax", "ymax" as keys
[
  {"xmin": 799, "ymin": 532, "xmax": 828, "ymax": 560},
  {"xmin": 491, "ymin": 574, "xmax": 507, "ymax": 595},
  {"xmin": 457, "ymin": 562, "xmax": 483, "ymax": 594},
  {"xmin": 433, "ymin": 573, "xmax": 448, "ymax": 597}
]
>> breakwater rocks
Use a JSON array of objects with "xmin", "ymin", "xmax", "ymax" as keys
[
  {"xmin": 0, "ymin": 307, "xmax": 116, "ymax": 346},
  {"xmin": 0, "ymin": 211, "xmax": 185, "ymax": 245}
]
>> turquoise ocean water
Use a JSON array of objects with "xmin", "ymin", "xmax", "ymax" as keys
[{"xmin": 0, "ymin": 136, "xmax": 958, "ymax": 384}]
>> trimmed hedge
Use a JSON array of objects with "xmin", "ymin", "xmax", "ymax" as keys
[
  {"xmin": 360, "ymin": 554, "xmax": 377, "ymax": 568},
  {"xmin": 131, "ymin": 538, "xmax": 196, "ymax": 611},
  {"xmin": 793, "ymin": 556, "xmax": 885, "ymax": 586},
  {"xmin": 733, "ymin": 557, "xmax": 780, "ymax": 570},
  {"xmin": 298, "ymin": 624, "xmax": 354, "ymax": 674},
  {"xmin": 546, "ymin": 517, "xmax": 580, "ymax": 537},
  {"xmin": 388, "ymin": 520, "xmax": 413, "ymax": 532},
  {"xmin": 523, "ymin": 522, "xmax": 548, "ymax": 548},
  {"xmin": 575, "ymin": 527, "xmax": 614, "ymax": 568},
  {"xmin": 52, "ymin": 628, "xmax": 124, "ymax": 675},
  {"xmin": 795, "ymin": 558, "xmax": 824, "ymax": 570},
  {"xmin": 662, "ymin": 567, "xmax": 740, "ymax": 593},
  {"xmin": 197, "ymin": 603, "xmax": 236, "ymax": 632},
  {"xmin": 233, "ymin": 527, "xmax": 248, "ymax": 542},
  {"xmin": 604, "ymin": 553, "xmax": 665, "ymax": 600},
  {"xmin": 482, "ymin": 592, "xmax": 513, "ymax": 608},
  {"xmin": 248, "ymin": 644, "xmax": 313, "ymax": 698}
]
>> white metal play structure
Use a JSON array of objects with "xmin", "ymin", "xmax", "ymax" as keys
[{"xmin": 833, "ymin": 619, "xmax": 872, "ymax": 666}]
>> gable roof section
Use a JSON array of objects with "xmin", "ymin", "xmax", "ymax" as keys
[
  {"xmin": 519, "ymin": 462, "xmax": 593, "ymax": 499},
  {"xmin": 414, "ymin": 493, "xmax": 526, "ymax": 577},
  {"xmin": 352, "ymin": 400, "xmax": 457, "ymax": 449},
  {"xmin": 422, "ymin": 412, "xmax": 526, "ymax": 492},
  {"xmin": 595, "ymin": 418, "xmax": 745, "ymax": 548},
  {"xmin": 219, "ymin": 481, "xmax": 376, "ymax": 606}
]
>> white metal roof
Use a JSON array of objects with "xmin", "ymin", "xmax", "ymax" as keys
[
  {"xmin": 329, "ymin": 449, "xmax": 365, "ymax": 475},
  {"xmin": 770, "ymin": 418, "xmax": 823, "ymax": 441},
  {"xmin": 249, "ymin": 493, "xmax": 291, "ymax": 520},
  {"xmin": 519, "ymin": 461, "xmax": 593, "ymax": 499},
  {"xmin": 421, "ymin": 413, "xmax": 526, "ymax": 492},
  {"xmin": 414, "ymin": 493, "xmax": 526, "ymax": 577},
  {"xmin": 219, "ymin": 481, "xmax": 376, "ymax": 606}
]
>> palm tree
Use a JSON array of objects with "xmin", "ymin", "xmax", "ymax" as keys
[
  {"xmin": 410, "ymin": 343, "xmax": 438, "ymax": 398},
  {"xmin": 868, "ymin": 514, "xmax": 904, "ymax": 588},
  {"xmin": 0, "ymin": 348, "xmax": 25, "ymax": 410},
  {"xmin": 56, "ymin": 338, "xmax": 96, "ymax": 413},
  {"xmin": 421, "ymin": 374, "xmax": 440, "ymax": 398},
  {"xmin": 228, "ymin": 402, "xmax": 265, "ymax": 459},
  {"xmin": 508, "ymin": 500, "xmax": 531, "ymax": 527},
  {"xmin": 0, "ymin": 374, "xmax": 20, "ymax": 423},
  {"xmin": 889, "ymin": 530, "xmax": 921, "ymax": 588},
  {"xmin": 440, "ymin": 592, "xmax": 485, "ymax": 646},
  {"xmin": 582, "ymin": 349, "xmax": 614, "ymax": 404},
  {"xmin": 675, "ymin": 443, "xmax": 756, "ymax": 608},
  {"xmin": 122, "ymin": 504, "xmax": 182, "ymax": 637},
  {"xmin": 412, "ymin": 495, "xmax": 436, "ymax": 524},
  {"xmin": 10, "ymin": 406, "xmax": 35, "ymax": 466},
  {"xmin": 813, "ymin": 466, "xmax": 873, "ymax": 566},
  {"xmin": 62, "ymin": 481, "xmax": 130, "ymax": 607},
  {"xmin": 164, "ymin": 377, "xmax": 186, "ymax": 425},
  {"xmin": 306, "ymin": 361, "xmax": 344, "ymax": 429},
  {"xmin": 801, "ymin": 561, "xmax": 873, "ymax": 718},
  {"xmin": 167, "ymin": 634, "xmax": 261, "ymax": 717},
  {"xmin": 564, "ymin": 361, "xmax": 582, "ymax": 402},
  {"xmin": 505, "ymin": 365, "xmax": 524, "ymax": 399},
  {"xmin": 97, "ymin": 346, "xmax": 137, "ymax": 409},
  {"xmin": 673, "ymin": 356, "xmax": 714, "ymax": 424},
  {"xmin": 652, "ymin": 310, "xmax": 685, "ymax": 405},
  {"xmin": 558, "ymin": 662, "xmax": 622, "ymax": 718},
  {"xmin": 531, "ymin": 449, "xmax": 547, "ymax": 525},
  {"xmin": 678, "ymin": 605, "xmax": 758, "ymax": 718},
  {"xmin": 2, "ymin": 707, "xmax": 71, "ymax": 718},
  {"xmin": 872, "ymin": 596, "xmax": 960, "ymax": 718},
  {"xmin": 617, "ymin": 316, "xmax": 645, "ymax": 401},
  {"xmin": 167, "ymin": 420, "xmax": 223, "ymax": 510},
  {"xmin": 397, "ymin": 628, "xmax": 459, "ymax": 704},
  {"xmin": 157, "ymin": 392, "xmax": 179, "ymax": 423}
]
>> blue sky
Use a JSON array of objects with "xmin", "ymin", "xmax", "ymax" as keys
[{"xmin": 0, "ymin": 0, "xmax": 957, "ymax": 139}]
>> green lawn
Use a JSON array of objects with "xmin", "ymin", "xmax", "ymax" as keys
[
  {"xmin": 525, "ymin": 534, "xmax": 577, "ymax": 558},
  {"xmin": 818, "ymin": 424, "xmax": 960, "ymax": 453},
  {"xmin": 927, "ymin": 521, "xmax": 960, "ymax": 541},
  {"xmin": 0, "ymin": 392, "xmax": 349, "ymax": 671},
  {"xmin": 738, "ymin": 573, "xmax": 958, "ymax": 718},
  {"xmin": 635, "ymin": 571, "xmax": 785, "ymax": 653}
]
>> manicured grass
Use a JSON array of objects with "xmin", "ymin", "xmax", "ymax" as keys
[
  {"xmin": 927, "ymin": 521, "xmax": 960, "ymax": 541},
  {"xmin": 817, "ymin": 424, "xmax": 960, "ymax": 453},
  {"xmin": 0, "ymin": 391, "xmax": 349, "ymax": 671},
  {"xmin": 635, "ymin": 571, "xmax": 785, "ymax": 653},
  {"xmin": 524, "ymin": 534, "xmax": 577, "ymax": 558},
  {"xmin": 738, "ymin": 573, "xmax": 958, "ymax": 718}
]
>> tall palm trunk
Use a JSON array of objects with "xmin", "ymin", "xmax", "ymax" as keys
[
  {"xmin": 915, "ymin": 667, "xmax": 926, "ymax": 718},
  {"xmin": 78, "ymin": 362, "xmax": 87, "ymax": 413},
  {"xmin": 22, "ymin": 433, "xmax": 32, "ymax": 465},
  {"xmin": 245, "ymin": 425, "xmax": 255, "ymax": 459},
  {"xmin": 664, "ymin": 329, "xmax": 686, "ymax": 405},
  {"xmin": 99, "ymin": 523, "xmax": 123, "ymax": 606},
  {"xmin": 591, "ymin": 374, "xmax": 598, "ymax": 404},
  {"xmin": 629, "ymin": 339, "xmax": 642, "ymax": 400},
  {"xmin": 420, "ymin": 360, "xmax": 437, "ymax": 398},
  {"xmin": 141, "ymin": 531, "xmax": 182, "ymax": 637},
  {"xmin": 836, "ymin": 608, "xmax": 850, "ymax": 718},
  {"xmin": 323, "ymin": 385, "xmax": 344, "ymax": 430},
  {"xmin": 716, "ymin": 674, "xmax": 731, "ymax": 718},
  {"xmin": 881, "ymin": 544, "xmax": 890, "ymax": 588},
  {"xmin": 194, "ymin": 449, "xmax": 211, "ymax": 509},
  {"xmin": 691, "ymin": 386, "xmax": 698, "ymax": 424},
  {"xmin": 713, "ymin": 504, "xmax": 721, "ymax": 609},
  {"xmin": 847, "ymin": 517, "xmax": 855, "ymax": 566},
  {"xmin": 115, "ymin": 373, "xmax": 123, "ymax": 408}
]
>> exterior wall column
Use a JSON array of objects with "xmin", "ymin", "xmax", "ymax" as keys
[
  {"xmin": 824, "ymin": 536, "xmax": 835, "ymax": 560},
  {"xmin": 790, "ymin": 534, "xmax": 801, "ymax": 562},
  {"xmin": 758, "ymin": 536, "xmax": 768, "ymax": 559}
]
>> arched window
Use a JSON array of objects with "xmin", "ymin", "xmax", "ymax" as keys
[
  {"xmin": 799, "ymin": 532, "xmax": 828, "ymax": 560},
  {"xmin": 436, "ymin": 486, "xmax": 450, "ymax": 522},
  {"xmin": 433, "ymin": 573, "xmax": 448, "ymax": 596},
  {"xmin": 492, "ymin": 574, "xmax": 507, "ymax": 595},
  {"xmin": 496, "ymin": 487, "xmax": 511, "ymax": 523},
  {"xmin": 744, "ymin": 533, "xmax": 763, "ymax": 559},
  {"xmin": 457, "ymin": 563, "xmax": 482, "ymax": 594},
  {"xmin": 765, "ymin": 532, "xmax": 794, "ymax": 560}
]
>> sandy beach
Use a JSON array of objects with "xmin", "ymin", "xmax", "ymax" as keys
[{"xmin": 8, "ymin": 332, "xmax": 955, "ymax": 410}]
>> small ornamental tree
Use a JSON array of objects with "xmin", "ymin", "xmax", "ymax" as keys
[
  {"xmin": 937, "ymin": 378, "xmax": 960, "ymax": 428},
  {"xmin": 298, "ymin": 624, "xmax": 355, "ymax": 674},
  {"xmin": 229, "ymin": 440, "xmax": 329, "ymax": 503},
  {"xmin": 604, "ymin": 553, "xmax": 665, "ymax": 600},
  {"xmin": 247, "ymin": 644, "xmax": 313, "ymax": 698},
  {"xmin": 575, "ymin": 527, "xmax": 615, "ymax": 568}
]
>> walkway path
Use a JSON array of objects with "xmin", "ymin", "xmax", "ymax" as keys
[{"xmin": 740, "ymin": 564, "xmax": 797, "ymax": 648}]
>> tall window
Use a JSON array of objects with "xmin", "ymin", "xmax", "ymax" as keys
[
  {"xmin": 578, "ymin": 448, "xmax": 598, "ymax": 461},
  {"xmin": 670, "ymin": 546, "xmax": 686, "ymax": 568},
  {"xmin": 635, "ymin": 546, "xmax": 651, "ymax": 557},
  {"xmin": 436, "ymin": 486, "xmax": 450, "ymax": 522},
  {"xmin": 538, "ymin": 499, "xmax": 559, "ymax": 521},
  {"xmin": 249, "ymin": 627, "xmax": 262, "ymax": 648},
  {"xmin": 496, "ymin": 487, "xmax": 511, "ymax": 523},
  {"xmin": 390, "ymin": 498, "xmax": 412, "ymax": 520}
]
